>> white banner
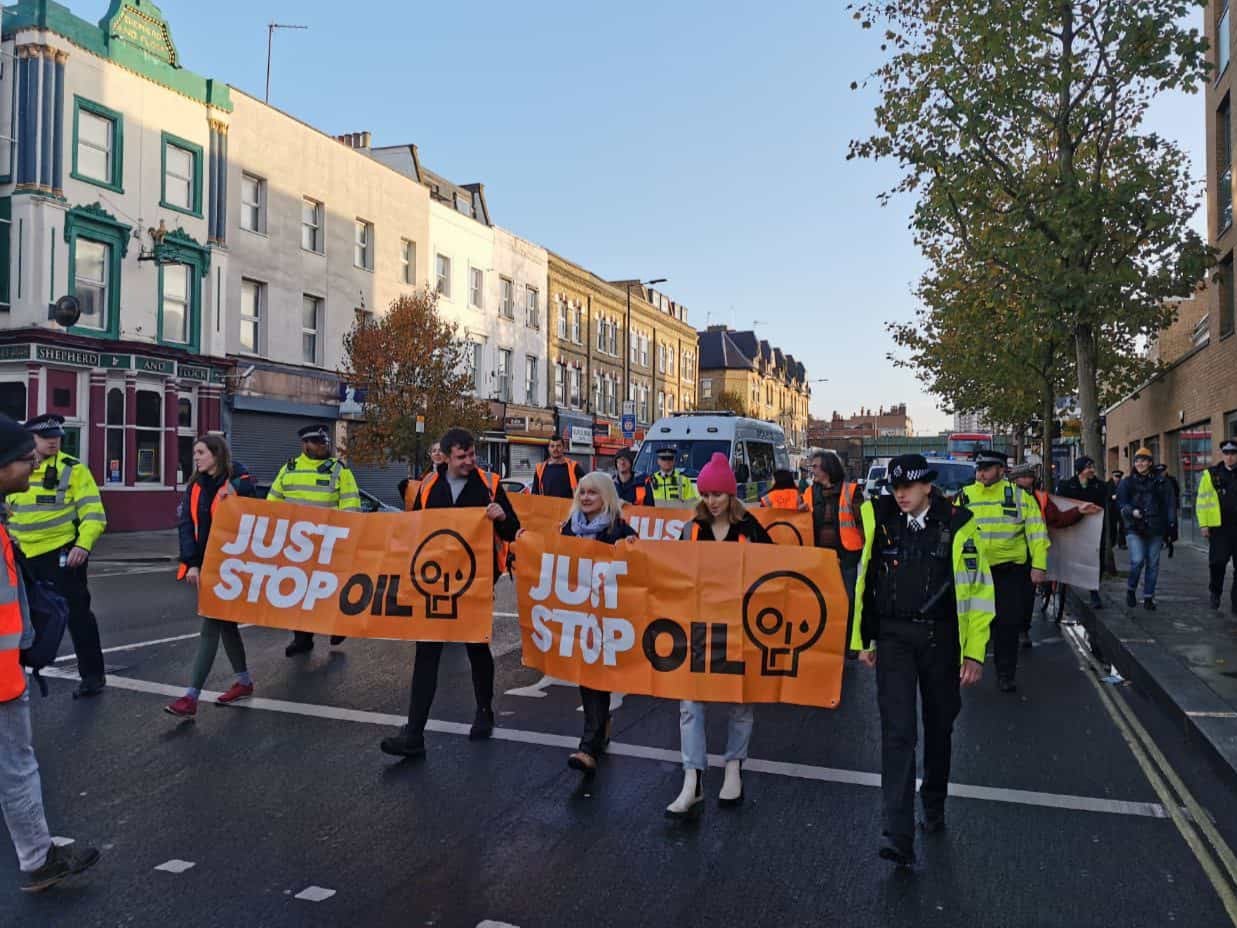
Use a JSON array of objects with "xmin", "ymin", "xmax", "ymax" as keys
[{"xmin": 1045, "ymin": 495, "xmax": 1104, "ymax": 592}]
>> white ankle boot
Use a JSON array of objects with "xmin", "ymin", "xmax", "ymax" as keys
[
  {"xmin": 719, "ymin": 760, "xmax": 743, "ymax": 807},
  {"xmin": 665, "ymin": 769, "xmax": 703, "ymax": 818}
]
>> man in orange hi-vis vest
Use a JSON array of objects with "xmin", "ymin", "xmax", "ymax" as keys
[
  {"xmin": 0, "ymin": 415, "xmax": 101, "ymax": 893},
  {"xmin": 532, "ymin": 435, "xmax": 584, "ymax": 498},
  {"xmin": 804, "ymin": 450, "xmax": 866, "ymax": 650}
]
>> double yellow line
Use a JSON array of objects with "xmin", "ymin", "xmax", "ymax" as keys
[{"xmin": 1064, "ymin": 623, "xmax": 1237, "ymax": 924}]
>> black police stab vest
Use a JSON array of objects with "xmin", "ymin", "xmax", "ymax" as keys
[{"xmin": 872, "ymin": 501, "xmax": 956, "ymax": 623}]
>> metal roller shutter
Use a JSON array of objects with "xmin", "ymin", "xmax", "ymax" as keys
[
  {"xmin": 229, "ymin": 411, "xmax": 321, "ymax": 486},
  {"xmin": 347, "ymin": 462, "xmax": 403, "ymax": 507}
]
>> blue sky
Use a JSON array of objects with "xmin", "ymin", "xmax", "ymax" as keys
[{"xmin": 119, "ymin": 1, "xmax": 1204, "ymax": 434}]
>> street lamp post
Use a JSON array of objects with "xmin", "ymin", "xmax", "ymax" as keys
[{"xmin": 624, "ymin": 277, "xmax": 666, "ymax": 419}]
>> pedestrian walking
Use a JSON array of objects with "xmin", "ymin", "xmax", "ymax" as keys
[
  {"xmin": 1107, "ymin": 469, "xmax": 1126, "ymax": 550},
  {"xmin": 1198, "ymin": 439, "xmax": 1237, "ymax": 613},
  {"xmin": 957, "ymin": 449, "xmax": 1049, "ymax": 693},
  {"xmin": 852, "ymin": 454, "xmax": 994, "ymax": 868},
  {"xmin": 0, "ymin": 415, "xmax": 101, "ymax": 892},
  {"xmin": 644, "ymin": 446, "xmax": 698, "ymax": 504},
  {"xmin": 271, "ymin": 424, "xmax": 361, "ymax": 656},
  {"xmin": 5, "ymin": 414, "xmax": 107, "ymax": 698},
  {"xmin": 164, "ymin": 436, "xmax": 257, "ymax": 719},
  {"xmin": 1055, "ymin": 456, "xmax": 1109, "ymax": 609},
  {"xmin": 613, "ymin": 448, "xmax": 648, "ymax": 505},
  {"xmin": 666, "ymin": 452, "xmax": 771, "ymax": 819},
  {"xmin": 1153, "ymin": 464, "xmax": 1182, "ymax": 558},
  {"xmin": 803, "ymin": 450, "xmax": 865, "ymax": 649},
  {"xmin": 560, "ymin": 473, "xmax": 637, "ymax": 775},
  {"xmin": 759, "ymin": 469, "xmax": 805, "ymax": 509},
  {"xmin": 380, "ymin": 428, "xmax": 520, "ymax": 759},
  {"xmin": 531, "ymin": 436, "xmax": 584, "ymax": 498},
  {"xmin": 1117, "ymin": 449, "xmax": 1176, "ymax": 611}
]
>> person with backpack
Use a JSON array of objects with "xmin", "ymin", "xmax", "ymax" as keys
[
  {"xmin": 666, "ymin": 452, "xmax": 772, "ymax": 819},
  {"xmin": 164, "ymin": 436, "xmax": 257, "ymax": 719},
  {"xmin": 0, "ymin": 415, "xmax": 101, "ymax": 892},
  {"xmin": 561, "ymin": 472, "xmax": 638, "ymax": 775},
  {"xmin": 380, "ymin": 428, "xmax": 521, "ymax": 759}
]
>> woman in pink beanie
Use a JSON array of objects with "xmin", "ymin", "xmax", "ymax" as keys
[{"xmin": 666, "ymin": 452, "xmax": 771, "ymax": 819}]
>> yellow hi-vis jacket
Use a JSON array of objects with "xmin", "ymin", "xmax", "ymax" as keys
[
  {"xmin": 645, "ymin": 469, "xmax": 698, "ymax": 503},
  {"xmin": 268, "ymin": 454, "xmax": 361, "ymax": 511},
  {"xmin": 850, "ymin": 499, "xmax": 996, "ymax": 665},
  {"xmin": 956, "ymin": 478, "xmax": 1049, "ymax": 570},
  {"xmin": 1196, "ymin": 465, "xmax": 1234, "ymax": 530},
  {"xmin": 6, "ymin": 452, "xmax": 107, "ymax": 558}
]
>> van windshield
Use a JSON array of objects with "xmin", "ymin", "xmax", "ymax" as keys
[
  {"xmin": 635, "ymin": 440, "xmax": 731, "ymax": 478},
  {"xmin": 869, "ymin": 466, "xmax": 886, "ymax": 479},
  {"xmin": 931, "ymin": 462, "xmax": 976, "ymax": 495}
]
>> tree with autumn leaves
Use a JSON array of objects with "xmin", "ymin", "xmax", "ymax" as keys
[
  {"xmin": 341, "ymin": 291, "xmax": 494, "ymax": 471},
  {"xmin": 851, "ymin": 0, "xmax": 1213, "ymax": 471}
]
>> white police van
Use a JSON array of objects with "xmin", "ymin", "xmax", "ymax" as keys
[{"xmin": 633, "ymin": 412, "xmax": 791, "ymax": 503}]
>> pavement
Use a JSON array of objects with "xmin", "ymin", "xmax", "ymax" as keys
[
  {"xmin": 3, "ymin": 564, "xmax": 1237, "ymax": 926},
  {"xmin": 90, "ymin": 530, "xmax": 179, "ymax": 563},
  {"xmin": 1068, "ymin": 540, "xmax": 1237, "ymax": 790}
]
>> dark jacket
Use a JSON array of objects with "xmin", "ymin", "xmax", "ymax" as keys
[
  {"xmin": 1055, "ymin": 475, "xmax": 1108, "ymax": 510},
  {"xmin": 177, "ymin": 463, "xmax": 256, "ymax": 568},
  {"xmin": 680, "ymin": 511, "xmax": 772, "ymax": 543},
  {"xmin": 562, "ymin": 516, "xmax": 637, "ymax": 545},
  {"xmin": 532, "ymin": 459, "xmax": 584, "ymax": 498},
  {"xmin": 412, "ymin": 464, "xmax": 521, "ymax": 575},
  {"xmin": 1117, "ymin": 472, "xmax": 1176, "ymax": 537},
  {"xmin": 614, "ymin": 475, "xmax": 648, "ymax": 505}
]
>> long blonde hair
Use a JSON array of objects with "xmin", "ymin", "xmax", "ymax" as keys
[
  {"xmin": 694, "ymin": 493, "xmax": 747, "ymax": 525},
  {"xmin": 569, "ymin": 472, "xmax": 624, "ymax": 524}
]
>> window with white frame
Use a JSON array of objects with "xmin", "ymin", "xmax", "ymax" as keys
[
  {"xmin": 467, "ymin": 341, "xmax": 482, "ymax": 391},
  {"xmin": 657, "ymin": 390, "xmax": 665, "ymax": 419},
  {"xmin": 73, "ymin": 238, "xmax": 109, "ymax": 331},
  {"xmin": 240, "ymin": 279, "xmax": 264, "ymax": 353},
  {"xmin": 525, "ymin": 356, "xmax": 539, "ymax": 403},
  {"xmin": 470, "ymin": 267, "xmax": 484, "ymax": 309},
  {"xmin": 500, "ymin": 277, "xmax": 515, "ymax": 319},
  {"xmin": 592, "ymin": 373, "xmax": 602, "ymax": 413},
  {"xmin": 701, "ymin": 377, "xmax": 713, "ymax": 400},
  {"xmin": 302, "ymin": 198, "xmax": 324, "ymax": 253},
  {"xmin": 497, "ymin": 348, "xmax": 512, "ymax": 401},
  {"xmin": 639, "ymin": 383, "xmax": 650, "ymax": 422},
  {"xmin": 555, "ymin": 362, "xmax": 567, "ymax": 405},
  {"xmin": 630, "ymin": 331, "xmax": 639, "ymax": 364},
  {"xmin": 608, "ymin": 319, "xmax": 617, "ymax": 356},
  {"xmin": 573, "ymin": 306, "xmax": 582, "ymax": 344},
  {"xmin": 401, "ymin": 239, "xmax": 415, "ymax": 285},
  {"xmin": 241, "ymin": 173, "xmax": 266, "ymax": 233},
  {"xmin": 597, "ymin": 318, "xmax": 608, "ymax": 353},
  {"xmin": 160, "ymin": 263, "xmax": 190, "ymax": 344},
  {"xmin": 657, "ymin": 344, "xmax": 666, "ymax": 374},
  {"xmin": 455, "ymin": 192, "xmax": 473, "ymax": 217},
  {"xmin": 436, "ymin": 254, "xmax": 452, "ymax": 298},
  {"xmin": 556, "ymin": 298, "xmax": 568, "ymax": 338},
  {"xmin": 75, "ymin": 106, "xmax": 115, "ymax": 186},
  {"xmin": 641, "ymin": 334, "xmax": 649, "ymax": 367},
  {"xmin": 526, "ymin": 287, "xmax": 540, "ymax": 329},
  {"xmin": 569, "ymin": 367, "xmax": 582, "ymax": 408},
  {"xmin": 668, "ymin": 348, "xmax": 675, "ymax": 377},
  {"xmin": 302, "ymin": 294, "xmax": 322, "ymax": 364},
  {"xmin": 666, "ymin": 393, "xmax": 675, "ymax": 414},
  {"xmin": 354, "ymin": 219, "xmax": 373, "ymax": 270},
  {"xmin": 177, "ymin": 395, "xmax": 195, "ymax": 485},
  {"xmin": 163, "ymin": 142, "xmax": 195, "ymax": 211}
]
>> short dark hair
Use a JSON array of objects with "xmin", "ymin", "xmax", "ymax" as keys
[
  {"xmin": 812, "ymin": 450, "xmax": 845, "ymax": 484},
  {"xmin": 549, "ymin": 435, "xmax": 566, "ymax": 444},
  {"xmin": 772, "ymin": 469, "xmax": 796, "ymax": 490},
  {"xmin": 440, "ymin": 428, "xmax": 474, "ymax": 456}
]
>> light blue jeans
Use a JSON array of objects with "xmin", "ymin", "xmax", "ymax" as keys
[
  {"xmin": 0, "ymin": 692, "xmax": 51, "ymax": 872},
  {"xmin": 679, "ymin": 701, "xmax": 754, "ymax": 771},
  {"xmin": 1127, "ymin": 533, "xmax": 1164, "ymax": 598}
]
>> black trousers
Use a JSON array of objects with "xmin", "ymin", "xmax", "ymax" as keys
[
  {"xmin": 875, "ymin": 618, "xmax": 961, "ymax": 841},
  {"xmin": 25, "ymin": 549, "xmax": 103, "ymax": 681},
  {"xmin": 1210, "ymin": 528, "xmax": 1237, "ymax": 606},
  {"xmin": 578, "ymin": 686, "xmax": 611, "ymax": 755},
  {"xmin": 405, "ymin": 641, "xmax": 495, "ymax": 735},
  {"xmin": 991, "ymin": 561, "xmax": 1033, "ymax": 681}
]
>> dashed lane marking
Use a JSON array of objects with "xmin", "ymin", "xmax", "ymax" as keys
[
  {"xmin": 50, "ymin": 837, "xmax": 74, "ymax": 847},
  {"xmin": 293, "ymin": 886, "xmax": 336, "ymax": 902},
  {"xmin": 37, "ymin": 666, "xmax": 1165, "ymax": 820},
  {"xmin": 53, "ymin": 627, "xmax": 255, "ymax": 663},
  {"xmin": 154, "ymin": 859, "xmax": 196, "ymax": 874},
  {"xmin": 477, "ymin": 921, "xmax": 520, "ymax": 928},
  {"xmin": 504, "ymin": 673, "xmax": 625, "ymax": 712}
]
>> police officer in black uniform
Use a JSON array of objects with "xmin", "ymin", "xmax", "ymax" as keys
[
  {"xmin": 1201, "ymin": 439, "xmax": 1237, "ymax": 611},
  {"xmin": 853, "ymin": 455, "xmax": 995, "ymax": 867}
]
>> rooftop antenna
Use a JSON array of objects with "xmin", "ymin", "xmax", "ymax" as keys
[{"xmin": 266, "ymin": 22, "xmax": 309, "ymax": 103}]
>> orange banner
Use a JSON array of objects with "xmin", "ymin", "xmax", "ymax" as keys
[
  {"xmin": 509, "ymin": 494, "xmax": 814, "ymax": 546},
  {"xmin": 513, "ymin": 532, "xmax": 849, "ymax": 708},
  {"xmin": 198, "ymin": 497, "xmax": 494, "ymax": 641}
]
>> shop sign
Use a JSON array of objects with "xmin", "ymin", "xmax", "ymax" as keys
[
  {"xmin": 0, "ymin": 344, "xmax": 31, "ymax": 361},
  {"xmin": 100, "ymin": 353, "xmax": 132, "ymax": 369},
  {"xmin": 178, "ymin": 365, "xmax": 211, "ymax": 383},
  {"xmin": 37, "ymin": 345, "xmax": 99, "ymax": 367},
  {"xmin": 136, "ymin": 356, "xmax": 175, "ymax": 375},
  {"xmin": 504, "ymin": 407, "xmax": 556, "ymax": 438},
  {"xmin": 592, "ymin": 422, "xmax": 611, "ymax": 440}
]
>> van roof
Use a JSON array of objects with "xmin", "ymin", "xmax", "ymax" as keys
[{"xmin": 645, "ymin": 414, "xmax": 786, "ymax": 439}]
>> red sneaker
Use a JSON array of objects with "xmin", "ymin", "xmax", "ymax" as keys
[
  {"xmin": 216, "ymin": 682, "xmax": 254, "ymax": 705},
  {"xmin": 164, "ymin": 695, "xmax": 198, "ymax": 717}
]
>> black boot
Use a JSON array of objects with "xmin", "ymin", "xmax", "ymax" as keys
[
  {"xmin": 469, "ymin": 706, "xmax": 495, "ymax": 740},
  {"xmin": 285, "ymin": 633, "xmax": 314, "ymax": 656},
  {"xmin": 21, "ymin": 842, "xmax": 101, "ymax": 893},
  {"xmin": 878, "ymin": 833, "xmax": 915, "ymax": 868},
  {"xmin": 329, "ymin": 635, "xmax": 347, "ymax": 646},
  {"xmin": 72, "ymin": 677, "xmax": 105, "ymax": 699},
  {"xmin": 380, "ymin": 725, "xmax": 426, "ymax": 758},
  {"xmin": 1211, "ymin": 593, "xmax": 1221, "ymax": 609},
  {"xmin": 1143, "ymin": 598, "xmax": 1156, "ymax": 611},
  {"xmin": 998, "ymin": 676, "xmax": 1017, "ymax": 693},
  {"xmin": 1126, "ymin": 590, "xmax": 1137, "ymax": 608}
]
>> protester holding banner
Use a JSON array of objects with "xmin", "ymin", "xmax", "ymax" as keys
[
  {"xmin": 380, "ymin": 428, "xmax": 521, "ymax": 759},
  {"xmin": 853, "ymin": 454, "xmax": 994, "ymax": 869},
  {"xmin": 559, "ymin": 473, "xmax": 638, "ymax": 775},
  {"xmin": 666, "ymin": 453, "xmax": 771, "ymax": 818},
  {"xmin": 613, "ymin": 449, "xmax": 648, "ymax": 505},
  {"xmin": 1055, "ymin": 457, "xmax": 1110, "ymax": 609},
  {"xmin": 165, "ymin": 437, "xmax": 257, "ymax": 719}
]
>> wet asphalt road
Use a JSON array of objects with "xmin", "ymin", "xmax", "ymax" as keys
[{"xmin": 1, "ymin": 564, "xmax": 1234, "ymax": 928}]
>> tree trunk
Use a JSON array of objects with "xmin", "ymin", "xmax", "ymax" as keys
[
  {"xmin": 1014, "ymin": 429, "xmax": 1025, "ymax": 463},
  {"xmin": 1042, "ymin": 381, "xmax": 1057, "ymax": 489},
  {"xmin": 1074, "ymin": 323, "xmax": 1103, "ymax": 469}
]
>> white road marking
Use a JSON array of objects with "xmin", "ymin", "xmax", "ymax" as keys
[
  {"xmin": 504, "ymin": 674, "xmax": 624, "ymax": 711},
  {"xmin": 53, "ymin": 626, "xmax": 256, "ymax": 663},
  {"xmin": 154, "ymin": 859, "xmax": 196, "ymax": 874},
  {"xmin": 37, "ymin": 666, "xmax": 1166, "ymax": 820},
  {"xmin": 50, "ymin": 837, "xmax": 75, "ymax": 847},
  {"xmin": 477, "ymin": 921, "xmax": 520, "ymax": 928},
  {"xmin": 293, "ymin": 886, "xmax": 336, "ymax": 902}
]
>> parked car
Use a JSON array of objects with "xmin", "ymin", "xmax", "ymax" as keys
[
  {"xmin": 254, "ymin": 484, "xmax": 400, "ymax": 512},
  {"xmin": 500, "ymin": 477, "xmax": 532, "ymax": 496},
  {"xmin": 871, "ymin": 458, "xmax": 975, "ymax": 499}
]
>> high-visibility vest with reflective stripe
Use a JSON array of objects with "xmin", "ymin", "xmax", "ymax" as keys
[
  {"xmin": 176, "ymin": 481, "xmax": 231, "ymax": 580},
  {"xmin": 690, "ymin": 523, "xmax": 749, "ymax": 543},
  {"xmin": 647, "ymin": 470, "xmax": 698, "ymax": 502},
  {"xmin": 760, "ymin": 488, "xmax": 800, "ymax": 509},
  {"xmin": 802, "ymin": 481, "xmax": 863, "ymax": 552},
  {"xmin": 6, "ymin": 452, "xmax": 107, "ymax": 558},
  {"xmin": 268, "ymin": 454, "xmax": 361, "ymax": 511},
  {"xmin": 956, "ymin": 478, "xmax": 1049, "ymax": 570},
  {"xmin": 1196, "ymin": 466, "xmax": 1229, "ymax": 529},
  {"xmin": 534, "ymin": 460, "xmax": 580, "ymax": 495},
  {"xmin": 0, "ymin": 526, "xmax": 27, "ymax": 702}
]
